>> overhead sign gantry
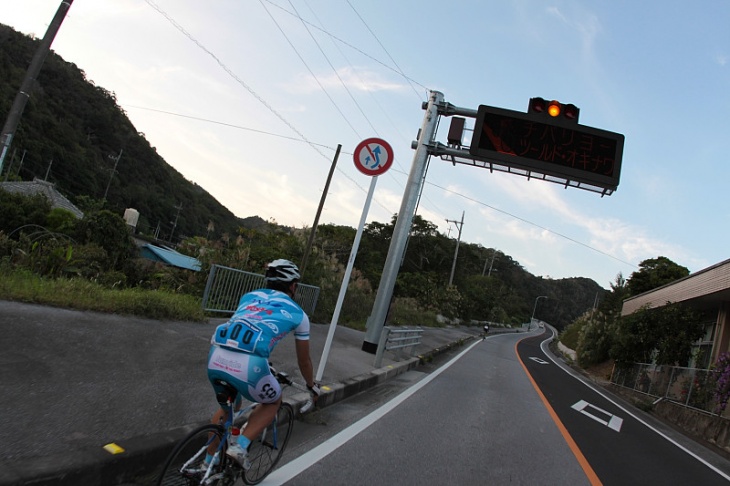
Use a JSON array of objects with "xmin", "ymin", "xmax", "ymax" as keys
[{"xmin": 363, "ymin": 91, "xmax": 625, "ymax": 353}]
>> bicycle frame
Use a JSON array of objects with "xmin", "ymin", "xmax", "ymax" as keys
[{"xmin": 158, "ymin": 364, "xmax": 312, "ymax": 486}]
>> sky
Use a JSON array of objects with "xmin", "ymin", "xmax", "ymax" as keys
[{"xmin": 3, "ymin": 0, "xmax": 730, "ymax": 290}]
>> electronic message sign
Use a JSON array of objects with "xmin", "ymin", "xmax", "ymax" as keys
[{"xmin": 469, "ymin": 104, "xmax": 624, "ymax": 192}]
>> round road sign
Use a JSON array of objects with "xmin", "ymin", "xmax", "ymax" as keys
[{"xmin": 353, "ymin": 138, "xmax": 393, "ymax": 176}]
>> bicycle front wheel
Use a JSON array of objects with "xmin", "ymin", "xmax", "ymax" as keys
[
  {"xmin": 157, "ymin": 423, "xmax": 234, "ymax": 486},
  {"xmin": 243, "ymin": 402, "xmax": 295, "ymax": 485}
]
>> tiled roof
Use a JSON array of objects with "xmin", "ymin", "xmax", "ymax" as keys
[{"xmin": 0, "ymin": 178, "xmax": 84, "ymax": 219}]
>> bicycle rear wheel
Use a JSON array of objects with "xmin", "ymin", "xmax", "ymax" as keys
[
  {"xmin": 243, "ymin": 402, "xmax": 295, "ymax": 485},
  {"xmin": 157, "ymin": 423, "xmax": 236, "ymax": 486}
]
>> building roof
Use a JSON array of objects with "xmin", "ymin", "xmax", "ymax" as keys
[
  {"xmin": 622, "ymin": 258, "xmax": 730, "ymax": 315},
  {"xmin": 140, "ymin": 243, "xmax": 201, "ymax": 272},
  {"xmin": 0, "ymin": 178, "xmax": 84, "ymax": 219}
]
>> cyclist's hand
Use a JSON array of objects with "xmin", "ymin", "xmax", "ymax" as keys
[{"xmin": 307, "ymin": 383, "xmax": 321, "ymax": 402}]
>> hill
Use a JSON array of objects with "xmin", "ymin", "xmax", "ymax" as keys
[
  {"xmin": 0, "ymin": 23, "xmax": 248, "ymax": 241},
  {"xmin": 0, "ymin": 24, "xmax": 604, "ymax": 329}
]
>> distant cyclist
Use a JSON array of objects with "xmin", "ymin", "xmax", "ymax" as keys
[{"xmin": 202, "ymin": 259, "xmax": 319, "ymax": 469}]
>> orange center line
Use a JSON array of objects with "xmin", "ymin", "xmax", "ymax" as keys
[{"xmin": 515, "ymin": 338, "xmax": 602, "ymax": 486}]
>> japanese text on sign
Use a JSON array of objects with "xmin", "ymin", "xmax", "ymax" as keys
[
  {"xmin": 475, "ymin": 113, "xmax": 617, "ymax": 176},
  {"xmin": 469, "ymin": 104, "xmax": 624, "ymax": 191}
]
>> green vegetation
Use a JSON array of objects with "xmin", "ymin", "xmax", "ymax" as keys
[
  {"xmin": 560, "ymin": 257, "xmax": 706, "ymax": 370},
  {"xmin": 0, "ymin": 23, "xmax": 607, "ymax": 329},
  {"xmin": 0, "ymin": 266, "xmax": 205, "ymax": 321}
]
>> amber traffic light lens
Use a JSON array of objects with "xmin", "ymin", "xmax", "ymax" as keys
[{"xmin": 547, "ymin": 100, "xmax": 561, "ymax": 117}]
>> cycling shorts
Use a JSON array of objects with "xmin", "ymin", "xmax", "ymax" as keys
[{"xmin": 206, "ymin": 345, "xmax": 281, "ymax": 404}]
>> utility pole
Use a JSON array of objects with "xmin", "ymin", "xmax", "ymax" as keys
[
  {"xmin": 300, "ymin": 144, "xmax": 341, "ymax": 279},
  {"xmin": 103, "ymin": 149, "xmax": 123, "ymax": 201},
  {"xmin": 0, "ymin": 0, "xmax": 74, "ymax": 175},
  {"xmin": 447, "ymin": 211, "xmax": 464, "ymax": 286},
  {"xmin": 3, "ymin": 149, "xmax": 17, "ymax": 181},
  {"xmin": 44, "ymin": 159, "xmax": 53, "ymax": 181},
  {"xmin": 170, "ymin": 203, "xmax": 183, "ymax": 243},
  {"xmin": 482, "ymin": 249, "xmax": 497, "ymax": 277}
]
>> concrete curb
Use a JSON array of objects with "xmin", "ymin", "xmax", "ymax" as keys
[{"xmin": 1, "ymin": 335, "xmax": 477, "ymax": 486}]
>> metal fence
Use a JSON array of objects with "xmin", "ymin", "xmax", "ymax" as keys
[
  {"xmin": 201, "ymin": 264, "xmax": 320, "ymax": 316},
  {"xmin": 611, "ymin": 363, "xmax": 723, "ymax": 416}
]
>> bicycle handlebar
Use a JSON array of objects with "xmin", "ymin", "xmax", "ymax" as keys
[{"xmin": 269, "ymin": 363, "xmax": 315, "ymax": 414}]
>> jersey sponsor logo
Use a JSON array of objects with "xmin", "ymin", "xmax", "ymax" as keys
[
  {"xmin": 212, "ymin": 355, "xmax": 243, "ymax": 373},
  {"xmin": 261, "ymin": 321, "xmax": 280, "ymax": 333},
  {"xmin": 244, "ymin": 304, "xmax": 273, "ymax": 315},
  {"xmin": 280, "ymin": 310, "xmax": 293, "ymax": 319}
]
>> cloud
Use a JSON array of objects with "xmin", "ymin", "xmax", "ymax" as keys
[{"xmin": 284, "ymin": 67, "xmax": 408, "ymax": 94}]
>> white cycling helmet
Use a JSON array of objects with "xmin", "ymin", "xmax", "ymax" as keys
[{"xmin": 265, "ymin": 259, "xmax": 301, "ymax": 283}]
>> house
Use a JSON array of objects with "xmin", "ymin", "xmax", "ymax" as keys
[
  {"xmin": 621, "ymin": 258, "xmax": 730, "ymax": 368},
  {"xmin": 0, "ymin": 178, "xmax": 84, "ymax": 219}
]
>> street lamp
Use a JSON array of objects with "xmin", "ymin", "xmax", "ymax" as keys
[{"xmin": 530, "ymin": 296, "xmax": 548, "ymax": 331}]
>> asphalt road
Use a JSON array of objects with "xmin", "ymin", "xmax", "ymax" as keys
[
  {"xmin": 0, "ymin": 298, "xmax": 482, "ymax": 485},
  {"xmin": 518, "ymin": 331, "xmax": 730, "ymax": 485},
  {"xmin": 262, "ymin": 332, "xmax": 592, "ymax": 485}
]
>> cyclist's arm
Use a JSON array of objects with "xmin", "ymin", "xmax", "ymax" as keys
[{"xmin": 295, "ymin": 339, "xmax": 315, "ymax": 389}]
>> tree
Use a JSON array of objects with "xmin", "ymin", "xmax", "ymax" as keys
[
  {"xmin": 74, "ymin": 209, "xmax": 136, "ymax": 271},
  {"xmin": 626, "ymin": 257, "xmax": 689, "ymax": 297},
  {"xmin": 610, "ymin": 302, "xmax": 704, "ymax": 367}
]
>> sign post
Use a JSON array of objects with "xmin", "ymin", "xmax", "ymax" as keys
[{"xmin": 316, "ymin": 138, "xmax": 393, "ymax": 381}]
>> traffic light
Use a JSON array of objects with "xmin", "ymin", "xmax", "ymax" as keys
[{"xmin": 528, "ymin": 97, "xmax": 580, "ymax": 123}]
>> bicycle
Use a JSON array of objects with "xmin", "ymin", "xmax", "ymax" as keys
[{"xmin": 156, "ymin": 365, "xmax": 313, "ymax": 486}]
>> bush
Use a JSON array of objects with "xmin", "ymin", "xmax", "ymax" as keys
[
  {"xmin": 388, "ymin": 297, "xmax": 439, "ymax": 327},
  {"xmin": 576, "ymin": 312, "xmax": 615, "ymax": 367},
  {"xmin": 559, "ymin": 318, "xmax": 584, "ymax": 350}
]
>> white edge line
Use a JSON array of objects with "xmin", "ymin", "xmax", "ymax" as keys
[
  {"xmin": 263, "ymin": 339, "xmax": 483, "ymax": 485},
  {"xmin": 539, "ymin": 328, "xmax": 730, "ymax": 481}
]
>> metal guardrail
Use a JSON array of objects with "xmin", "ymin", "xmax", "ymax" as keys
[
  {"xmin": 201, "ymin": 264, "xmax": 320, "ymax": 317},
  {"xmin": 374, "ymin": 326, "xmax": 424, "ymax": 368}
]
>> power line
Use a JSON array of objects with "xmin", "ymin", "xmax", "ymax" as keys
[
  {"xmin": 262, "ymin": 0, "xmax": 430, "ymax": 94},
  {"xmin": 258, "ymin": 0, "xmax": 362, "ymax": 138},
  {"xmin": 346, "ymin": 0, "xmax": 426, "ymax": 102},
  {"xmin": 124, "ymin": 103, "xmax": 635, "ymax": 269},
  {"xmin": 141, "ymin": 1, "xmax": 634, "ymax": 271}
]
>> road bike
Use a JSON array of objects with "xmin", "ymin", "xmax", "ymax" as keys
[{"xmin": 156, "ymin": 365, "xmax": 312, "ymax": 486}]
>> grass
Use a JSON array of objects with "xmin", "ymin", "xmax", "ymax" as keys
[{"xmin": 0, "ymin": 268, "xmax": 207, "ymax": 321}]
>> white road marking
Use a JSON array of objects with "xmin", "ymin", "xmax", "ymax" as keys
[
  {"xmin": 262, "ymin": 339, "xmax": 483, "ymax": 485},
  {"xmin": 539, "ymin": 331, "xmax": 730, "ymax": 482},
  {"xmin": 571, "ymin": 399, "xmax": 624, "ymax": 432},
  {"xmin": 529, "ymin": 357, "xmax": 549, "ymax": 364}
]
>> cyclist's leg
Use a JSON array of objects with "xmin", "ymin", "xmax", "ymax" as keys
[
  {"xmin": 243, "ymin": 398, "xmax": 281, "ymax": 442},
  {"xmin": 241, "ymin": 361, "xmax": 283, "ymax": 442},
  {"xmin": 206, "ymin": 347, "xmax": 254, "ymax": 460}
]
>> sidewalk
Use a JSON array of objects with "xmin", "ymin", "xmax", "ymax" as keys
[{"xmin": 0, "ymin": 300, "xmax": 481, "ymax": 486}]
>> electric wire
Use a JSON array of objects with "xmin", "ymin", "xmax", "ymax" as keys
[
  {"xmin": 257, "ymin": 0, "xmax": 361, "ymax": 138},
  {"xmin": 141, "ymin": 1, "xmax": 633, "ymax": 272},
  {"xmin": 346, "ymin": 0, "xmax": 426, "ymax": 102}
]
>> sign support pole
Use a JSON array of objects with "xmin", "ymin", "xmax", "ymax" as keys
[
  {"xmin": 362, "ymin": 90, "xmax": 443, "ymax": 354},
  {"xmin": 316, "ymin": 175, "xmax": 378, "ymax": 381}
]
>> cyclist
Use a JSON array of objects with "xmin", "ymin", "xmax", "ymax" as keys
[{"xmin": 203, "ymin": 259, "xmax": 320, "ymax": 469}]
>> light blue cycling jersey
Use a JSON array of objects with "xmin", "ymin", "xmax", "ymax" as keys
[
  {"xmin": 211, "ymin": 288, "xmax": 310, "ymax": 357},
  {"xmin": 208, "ymin": 288, "xmax": 310, "ymax": 403}
]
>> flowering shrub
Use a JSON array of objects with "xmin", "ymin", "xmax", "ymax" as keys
[{"xmin": 714, "ymin": 352, "xmax": 730, "ymax": 413}]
